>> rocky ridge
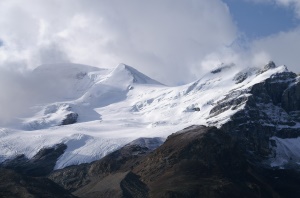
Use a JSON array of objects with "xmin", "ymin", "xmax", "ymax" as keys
[
  {"xmin": 2, "ymin": 126, "xmax": 300, "ymax": 197},
  {"xmin": 209, "ymin": 62, "xmax": 300, "ymax": 166}
]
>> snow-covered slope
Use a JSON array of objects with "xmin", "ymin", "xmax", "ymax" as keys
[
  {"xmin": 0, "ymin": 62, "xmax": 299, "ymax": 169},
  {"xmin": 32, "ymin": 63, "xmax": 110, "ymax": 101}
]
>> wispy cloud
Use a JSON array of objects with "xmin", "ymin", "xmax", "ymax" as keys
[{"xmin": 0, "ymin": 0, "xmax": 238, "ymax": 85}]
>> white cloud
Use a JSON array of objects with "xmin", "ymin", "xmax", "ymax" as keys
[
  {"xmin": 251, "ymin": 27, "xmax": 300, "ymax": 72},
  {"xmin": 227, "ymin": 0, "xmax": 300, "ymax": 72},
  {"xmin": 275, "ymin": 0, "xmax": 300, "ymax": 17},
  {"xmin": 0, "ymin": 0, "xmax": 238, "ymax": 85},
  {"xmin": 0, "ymin": 0, "xmax": 242, "ymax": 123}
]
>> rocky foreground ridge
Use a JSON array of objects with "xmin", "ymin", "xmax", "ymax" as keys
[{"xmin": 2, "ymin": 126, "xmax": 300, "ymax": 198}]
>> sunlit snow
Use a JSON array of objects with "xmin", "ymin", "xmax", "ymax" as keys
[{"xmin": 0, "ymin": 62, "xmax": 292, "ymax": 169}]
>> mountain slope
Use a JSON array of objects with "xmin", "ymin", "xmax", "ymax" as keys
[
  {"xmin": 48, "ymin": 125, "xmax": 300, "ymax": 198},
  {"xmin": 0, "ymin": 61, "xmax": 300, "ymax": 170},
  {"xmin": 0, "ymin": 168, "xmax": 76, "ymax": 198}
]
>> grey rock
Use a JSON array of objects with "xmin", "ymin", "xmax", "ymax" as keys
[
  {"xmin": 2, "ymin": 143, "xmax": 67, "ymax": 177},
  {"xmin": 233, "ymin": 67, "xmax": 259, "ymax": 84},
  {"xmin": 260, "ymin": 61, "xmax": 277, "ymax": 73},
  {"xmin": 264, "ymin": 61, "xmax": 276, "ymax": 70},
  {"xmin": 209, "ymin": 70, "xmax": 300, "ymax": 160},
  {"xmin": 61, "ymin": 112, "xmax": 78, "ymax": 125},
  {"xmin": 282, "ymin": 81, "xmax": 300, "ymax": 112}
]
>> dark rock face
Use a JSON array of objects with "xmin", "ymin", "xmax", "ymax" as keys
[
  {"xmin": 2, "ymin": 143, "xmax": 67, "ymax": 177},
  {"xmin": 132, "ymin": 126, "xmax": 300, "ymax": 198},
  {"xmin": 264, "ymin": 71, "xmax": 297, "ymax": 105},
  {"xmin": 3, "ymin": 126, "xmax": 300, "ymax": 198},
  {"xmin": 209, "ymin": 70, "xmax": 300, "ymax": 160},
  {"xmin": 0, "ymin": 168, "xmax": 76, "ymax": 198},
  {"xmin": 134, "ymin": 126, "xmax": 250, "ymax": 198},
  {"xmin": 192, "ymin": 107, "xmax": 200, "ymax": 111},
  {"xmin": 282, "ymin": 81, "xmax": 300, "ymax": 112},
  {"xmin": 259, "ymin": 61, "xmax": 278, "ymax": 74},
  {"xmin": 61, "ymin": 112, "xmax": 78, "ymax": 125}
]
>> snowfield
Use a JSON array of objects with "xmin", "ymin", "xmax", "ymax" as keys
[{"xmin": 0, "ymin": 62, "xmax": 296, "ymax": 169}]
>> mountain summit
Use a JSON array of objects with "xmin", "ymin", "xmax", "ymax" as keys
[
  {"xmin": 0, "ymin": 61, "xmax": 300, "ymax": 171},
  {"xmin": 106, "ymin": 63, "xmax": 163, "ymax": 85}
]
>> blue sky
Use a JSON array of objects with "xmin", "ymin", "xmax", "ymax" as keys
[{"xmin": 224, "ymin": 0, "xmax": 299, "ymax": 39}]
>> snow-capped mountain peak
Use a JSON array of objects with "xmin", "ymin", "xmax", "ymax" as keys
[
  {"xmin": 103, "ymin": 63, "xmax": 163, "ymax": 86},
  {"xmin": 1, "ymin": 61, "xmax": 300, "ymax": 170}
]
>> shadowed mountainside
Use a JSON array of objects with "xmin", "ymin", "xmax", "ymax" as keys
[{"xmin": 48, "ymin": 126, "xmax": 300, "ymax": 198}]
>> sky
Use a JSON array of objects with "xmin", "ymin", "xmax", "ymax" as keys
[
  {"xmin": 0, "ymin": 0, "xmax": 300, "ymax": 123},
  {"xmin": 0, "ymin": 0, "xmax": 299, "ymax": 85},
  {"xmin": 224, "ymin": 0, "xmax": 299, "ymax": 39}
]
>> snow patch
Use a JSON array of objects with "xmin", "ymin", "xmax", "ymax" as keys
[{"xmin": 270, "ymin": 137, "xmax": 300, "ymax": 168}]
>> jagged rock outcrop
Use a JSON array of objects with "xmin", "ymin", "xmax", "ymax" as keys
[
  {"xmin": 2, "ymin": 143, "xmax": 67, "ymax": 177},
  {"xmin": 61, "ymin": 112, "xmax": 78, "ymax": 125},
  {"xmin": 262, "ymin": 61, "xmax": 277, "ymax": 72},
  {"xmin": 207, "ymin": 65, "xmax": 300, "ymax": 161}
]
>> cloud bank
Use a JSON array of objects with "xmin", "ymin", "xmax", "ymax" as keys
[
  {"xmin": 0, "ymin": 0, "xmax": 239, "ymax": 85},
  {"xmin": 0, "ymin": 0, "xmax": 299, "ymax": 123}
]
